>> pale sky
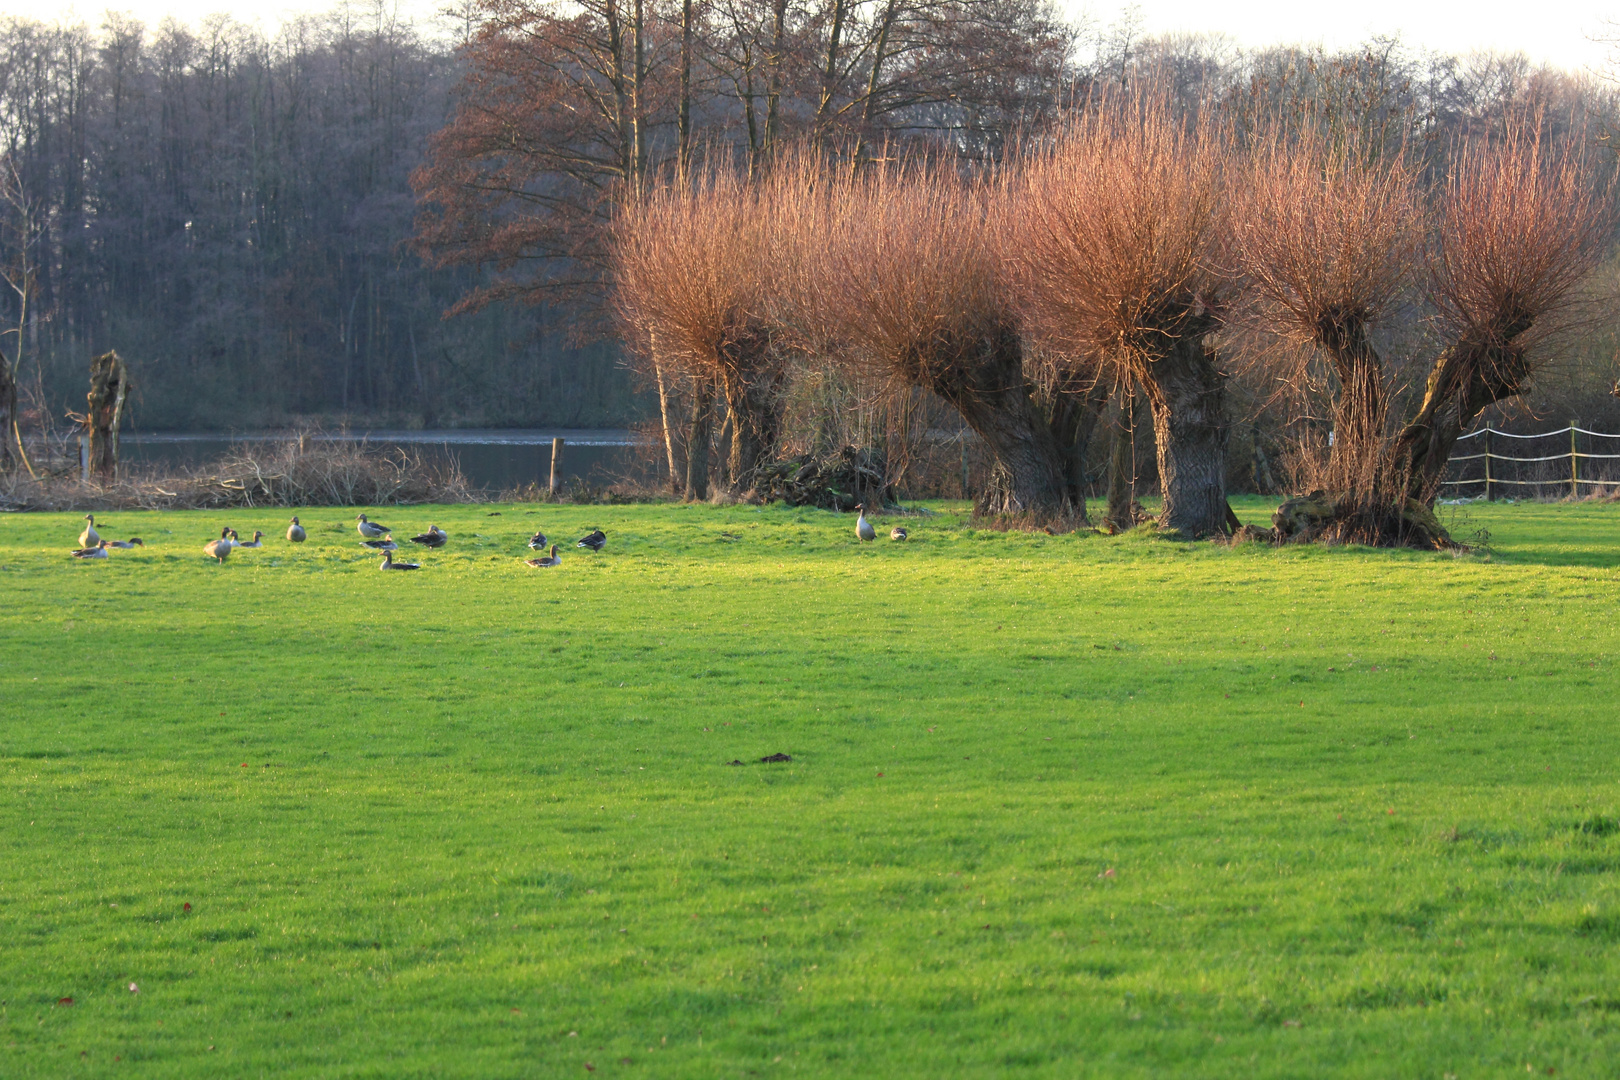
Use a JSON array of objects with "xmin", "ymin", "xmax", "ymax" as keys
[{"xmin": 0, "ymin": 0, "xmax": 1614, "ymax": 75}]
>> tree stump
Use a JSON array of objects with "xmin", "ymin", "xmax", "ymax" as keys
[{"xmin": 86, "ymin": 351, "xmax": 130, "ymax": 482}]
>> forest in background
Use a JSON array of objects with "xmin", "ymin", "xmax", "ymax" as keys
[{"xmin": 1, "ymin": 2, "xmax": 1619, "ymax": 445}]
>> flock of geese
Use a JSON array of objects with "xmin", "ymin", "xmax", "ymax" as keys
[
  {"xmin": 69, "ymin": 511, "xmax": 609, "ymax": 570},
  {"xmin": 69, "ymin": 503, "xmax": 902, "ymax": 567}
]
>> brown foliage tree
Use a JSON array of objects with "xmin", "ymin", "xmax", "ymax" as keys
[
  {"xmin": 788, "ymin": 161, "xmax": 1075, "ymax": 519},
  {"xmin": 612, "ymin": 168, "xmax": 785, "ymax": 496},
  {"xmin": 1391, "ymin": 121, "xmax": 1612, "ymax": 502},
  {"xmin": 1232, "ymin": 127, "xmax": 1422, "ymax": 506},
  {"xmin": 1018, "ymin": 94, "xmax": 1235, "ymax": 537}
]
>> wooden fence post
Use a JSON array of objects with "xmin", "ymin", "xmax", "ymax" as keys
[
  {"xmin": 549, "ymin": 437, "xmax": 564, "ymax": 496},
  {"xmin": 1572, "ymin": 422, "xmax": 1579, "ymax": 499},
  {"xmin": 1484, "ymin": 427, "xmax": 1493, "ymax": 501}
]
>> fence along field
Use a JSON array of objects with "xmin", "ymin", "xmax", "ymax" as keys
[{"xmin": 1443, "ymin": 424, "xmax": 1620, "ymax": 498}]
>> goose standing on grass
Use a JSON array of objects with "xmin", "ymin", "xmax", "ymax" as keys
[
  {"xmin": 106, "ymin": 537, "xmax": 144, "ymax": 549},
  {"xmin": 79, "ymin": 514, "xmax": 101, "ymax": 548},
  {"xmin": 410, "ymin": 525, "xmax": 447, "ymax": 548},
  {"xmin": 890, "ymin": 526, "xmax": 908, "ymax": 541},
  {"xmin": 71, "ymin": 539, "xmax": 109, "ymax": 559},
  {"xmin": 527, "ymin": 530, "xmax": 548, "ymax": 551},
  {"xmin": 525, "ymin": 544, "xmax": 561, "ymax": 568},
  {"xmin": 237, "ymin": 530, "xmax": 265, "ymax": 548},
  {"xmin": 854, "ymin": 504, "xmax": 876, "ymax": 542},
  {"xmin": 379, "ymin": 550, "xmax": 420, "ymax": 570},
  {"xmin": 577, "ymin": 529, "xmax": 606, "ymax": 552},
  {"xmin": 361, "ymin": 534, "xmax": 398, "ymax": 551},
  {"xmin": 287, "ymin": 517, "xmax": 307, "ymax": 543},
  {"xmin": 204, "ymin": 535, "xmax": 233, "ymax": 563},
  {"xmin": 357, "ymin": 513, "xmax": 391, "ymax": 539}
]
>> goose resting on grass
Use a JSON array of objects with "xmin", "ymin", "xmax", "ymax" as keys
[
  {"xmin": 854, "ymin": 504, "xmax": 876, "ymax": 542},
  {"xmin": 357, "ymin": 513, "xmax": 391, "ymax": 539},
  {"xmin": 287, "ymin": 517, "xmax": 307, "ymax": 543},
  {"xmin": 237, "ymin": 530, "xmax": 265, "ymax": 548},
  {"xmin": 410, "ymin": 525, "xmax": 447, "ymax": 547},
  {"xmin": 106, "ymin": 538, "xmax": 144, "ymax": 549},
  {"xmin": 203, "ymin": 536, "xmax": 233, "ymax": 563},
  {"xmin": 361, "ymin": 535, "xmax": 398, "ymax": 551},
  {"xmin": 576, "ymin": 529, "xmax": 606, "ymax": 552},
  {"xmin": 71, "ymin": 539, "xmax": 109, "ymax": 559},
  {"xmin": 525, "ymin": 544, "xmax": 561, "ymax": 568},
  {"xmin": 527, "ymin": 530, "xmax": 548, "ymax": 551},
  {"xmin": 379, "ymin": 551, "xmax": 419, "ymax": 570},
  {"xmin": 79, "ymin": 514, "xmax": 101, "ymax": 548},
  {"xmin": 890, "ymin": 526, "xmax": 908, "ymax": 541}
]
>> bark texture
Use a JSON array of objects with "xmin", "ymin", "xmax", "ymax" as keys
[
  {"xmin": 1104, "ymin": 385, "xmax": 1143, "ymax": 533},
  {"xmin": 1141, "ymin": 330, "xmax": 1229, "ymax": 537},
  {"xmin": 86, "ymin": 350, "xmax": 130, "ymax": 482},
  {"xmin": 0, "ymin": 347, "xmax": 15, "ymax": 472},
  {"xmin": 684, "ymin": 379, "xmax": 713, "ymax": 501},
  {"xmin": 905, "ymin": 324, "xmax": 1074, "ymax": 519}
]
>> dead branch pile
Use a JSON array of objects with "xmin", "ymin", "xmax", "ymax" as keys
[{"xmin": 753, "ymin": 445, "xmax": 895, "ymax": 511}]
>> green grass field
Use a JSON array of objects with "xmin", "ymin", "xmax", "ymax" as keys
[{"xmin": 3, "ymin": 497, "xmax": 1619, "ymax": 1077}]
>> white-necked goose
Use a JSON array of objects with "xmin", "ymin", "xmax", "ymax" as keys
[
  {"xmin": 527, "ymin": 530, "xmax": 548, "ymax": 550},
  {"xmin": 409, "ymin": 525, "xmax": 447, "ymax": 547},
  {"xmin": 71, "ymin": 539, "xmax": 109, "ymax": 559},
  {"xmin": 361, "ymin": 534, "xmax": 398, "ymax": 551},
  {"xmin": 380, "ymin": 551, "xmax": 419, "ymax": 570},
  {"xmin": 357, "ymin": 513, "xmax": 390, "ymax": 539},
  {"xmin": 854, "ymin": 504, "xmax": 876, "ymax": 542},
  {"xmin": 106, "ymin": 537, "xmax": 144, "ymax": 549},
  {"xmin": 577, "ymin": 529, "xmax": 605, "ymax": 551},
  {"xmin": 525, "ymin": 544, "xmax": 561, "ymax": 568},
  {"xmin": 79, "ymin": 514, "xmax": 101, "ymax": 548},
  {"xmin": 890, "ymin": 526, "xmax": 908, "ymax": 541},
  {"xmin": 287, "ymin": 517, "xmax": 307, "ymax": 542}
]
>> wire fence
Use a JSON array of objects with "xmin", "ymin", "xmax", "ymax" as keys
[{"xmin": 1442, "ymin": 425, "xmax": 1620, "ymax": 499}]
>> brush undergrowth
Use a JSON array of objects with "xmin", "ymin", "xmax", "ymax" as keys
[{"xmin": 2, "ymin": 497, "xmax": 1619, "ymax": 1077}]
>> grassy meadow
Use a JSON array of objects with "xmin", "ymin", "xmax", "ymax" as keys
[{"xmin": 3, "ymin": 496, "xmax": 1620, "ymax": 1077}]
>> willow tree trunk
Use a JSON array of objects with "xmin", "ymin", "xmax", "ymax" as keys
[
  {"xmin": 1043, "ymin": 383, "xmax": 1108, "ymax": 512},
  {"xmin": 1316, "ymin": 318, "xmax": 1388, "ymax": 496},
  {"xmin": 0, "ymin": 347, "xmax": 15, "ymax": 472},
  {"xmin": 684, "ymin": 380, "xmax": 713, "ymax": 501},
  {"xmin": 1104, "ymin": 384, "xmax": 1142, "ymax": 533},
  {"xmin": 722, "ymin": 367, "xmax": 785, "ymax": 495},
  {"xmin": 86, "ymin": 350, "xmax": 130, "ymax": 482},
  {"xmin": 917, "ymin": 325, "xmax": 1074, "ymax": 520},
  {"xmin": 1142, "ymin": 331, "xmax": 1229, "ymax": 537}
]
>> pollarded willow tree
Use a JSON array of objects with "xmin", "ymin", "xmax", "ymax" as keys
[
  {"xmin": 786, "ymin": 161, "xmax": 1078, "ymax": 521},
  {"xmin": 611, "ymin": 169, "xmax": 786, "ymax": 499},
  {"xmin": 1232, "ymin": 125, "xmax": 1423, "ymax": 536},
  {"xmin": 1391, "ymin": 122, "xmax": 1612, "ymax": 503},
  {"xmin": 1017, "ymin": 94, "xmax": 1236, "ymax": 538}
]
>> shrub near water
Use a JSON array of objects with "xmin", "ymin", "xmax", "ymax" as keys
[{"xmin": 3, "ymin": 498, "xmax": 1620, "ymax": 1077}]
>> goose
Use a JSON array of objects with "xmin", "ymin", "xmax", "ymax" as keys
[
  {"xmin": 526, "ymin": 530, "xmax": 548, "ymax": 551},
  {"xmin": 287, "ymin": 517, "xmax": 307, "ymax": 543},
  {"xmin": 227, "ymin": 529, "xmax": 243, "ymax": 546},
  {"xmin": 409, "ymin": 525, "xmax": 447, "ymax": 548},
  {"xmin": 890, "ymin": 526, "xmax": 908, "ymax": 541},
  {"xmin": 525, "ymin": 544, "xmax": 561, "ymax": 568},
  {"xmin": 360, "ymin": 534, "xmax": 398, "ymax": 551},
  {"xmin": 379, "ymin": 551, "xmax": 419, "ymax": 570},
  {"xmin": 79, "ymin": 514, "xmax": 101, "ymax": 548},
  {"xmin": 106, "ymin": 537, "xmax": 144, "ymax": 549},
  {"xmin": 237, "ymin": 530, "xmax": 265, "ymax": 548},
  {"xmin": 854, "ymin": 504, "xmax": 876, "ymax": 542},
  {"xmin": 203, "ymin": 536, "xmax": 233, "ymax": 563},
  {"xmin": 71, "ymin": 539, "xmax": 109, "ymax": 559},
  {"xmin": 576, "ymin": 529, "xmax": 606, "ymax": 552},
  {"xmin": 356, "ymin": 513, "xmax": 391, "ymax": 539}
]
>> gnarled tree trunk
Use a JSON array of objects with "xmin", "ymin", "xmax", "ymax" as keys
[
  {"xmin": 1104, "ymin": 383, "xmax": 1142, "ymax": 533},
  {"xmin": 720, "ymin": 365, "xmax": 785, "ymax": 495},
  {"xmin": 0, "ymin": 346, "xmax": 15, "ymax": 472},
  {"xmin": 914, "ymin": 325, "xmax": 1075, "ymax": 520},
  {"xmin": 1140, "ymin": 330, "xmax": 1229, "ymax": 537},
  {"xmin": 684, "ymin": 377, "xmax": 713, "ymax": 501}
]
